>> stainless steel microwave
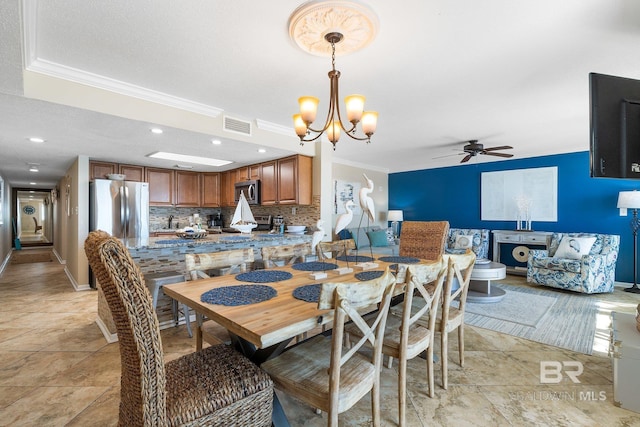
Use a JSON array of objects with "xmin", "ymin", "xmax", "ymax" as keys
[{"xmin": 234, "ymin": 180, "xmax": 260, "ymax": 205}]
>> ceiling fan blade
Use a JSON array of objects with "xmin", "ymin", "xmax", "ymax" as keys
[
  {"xmin": 483, "ymin": 145, "xmax": 513, "ymax": 152},
  {"xmin": 460, "ymin": 154, "xmax": 473, "ymax": 163},
  {"xmin": 483, "ymin": 151, "xmax": 514, "ymax": 158}
]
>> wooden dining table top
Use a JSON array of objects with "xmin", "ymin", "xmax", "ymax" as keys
[{"xmin": 162, "ymin": 257, "xmax": 434, "ymax": 349}]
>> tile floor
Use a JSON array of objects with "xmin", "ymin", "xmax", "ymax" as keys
[{"xmin": 1, "ymin": 247, "xmax": 639, "ymax": 426}]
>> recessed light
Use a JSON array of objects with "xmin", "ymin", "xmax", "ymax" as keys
[
  {"xmin": 148, "ymin": 151, "xmax": 233, "ymax": 167},
  {"xmin": 257, "ymin": 148, "xmax": 267, "ymax": 153},
  {"xmin": 29, "ymin": 182, "xmax": 36, "ymax": 185},
  {"xmin": 150, "ymin": 128, "xmax": 163, "ymax": 134},
  {"xmin": 29, "ymin": 166, "xmax": 39, "ymax": 172},
  {"xmin": 29, "ymin": 137, "xmax": 45, "ymax": 143},
  {"xmin": 211, "ymin": 139, "xmax": 222, "ymax": 145}
]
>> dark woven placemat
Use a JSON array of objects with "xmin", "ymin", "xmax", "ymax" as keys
[
  {"xmin": 292, "ymin": 284, "xmax": 321, "ymax": 303},
  {"xmin": 355, "ymin": 270, "xmax": 385, "ymax": 281},
  {"xmin": 235, "ymin": 270, "xmax": 293, "ymax": 283},
  {"xmin": 292, "ymin": 261, "xmax": 339, "ymax": 271},
  {"xmin": 336, "ymin": 255, "xmax": 375, "ymax": 263},
  {"xmin": 378, "ymin": 256, "xmax": 420, "ymax": 264},
  {"xmin": 201, "ymin": 285, "xmax": 277, "ymax": 306}
]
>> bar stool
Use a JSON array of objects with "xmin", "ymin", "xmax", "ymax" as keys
[{"xmin": 144, "ymin": 271, "xmax": 192, "ymax": 337}]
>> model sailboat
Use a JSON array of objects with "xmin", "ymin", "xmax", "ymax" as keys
[{"xmin": 231, "ymin": 190, "xmax": 258, "ymax": 233}]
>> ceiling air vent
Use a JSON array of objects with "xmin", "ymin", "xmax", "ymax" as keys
[{"xmin": 223, "ymin": 115, "xmax": 252, "ymax": 136}]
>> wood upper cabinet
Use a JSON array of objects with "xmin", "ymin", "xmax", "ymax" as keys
[
  {"xmin": 146, "ymin": 168, "xmax": 174, "ymax": 206},
  {"xmin": 260, "ymin": 155, "xmax": 312, "ymax": 205},
  {"xmin": 279, "ymin": 155, "xmax": 312, "ymax": 205},
  {"xmin": 89, "ymin": 161, "xmax": 117, "ymax": 181},
  {"xmin": 260, "ymin": 161, "xmax": 278, "ymax": 205},
  {"xmin": 221, "ymin": 170, "xmax": 236, "ymax": 207},
  {"xmin": 249, "ymin": 165, "xmax": 261, "ymax": 180},
  {"xmin": 175, "ymin": 171, "xmax": 201, "ymax": 207},
  {"xmin": 201, "ymin": 172, "xmax": 221, "ymax": 207},
  {"xmin": 235, "ymin": 167, "xmax": 249, "ymax": 182},
  {"xmin": 119, "ymin": 164, "xmax": 145, "ymax": 182}
]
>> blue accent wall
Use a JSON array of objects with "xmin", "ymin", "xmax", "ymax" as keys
[{"xmin": 389, "ymin": 151, "xmax": 640, "ymax": 284}]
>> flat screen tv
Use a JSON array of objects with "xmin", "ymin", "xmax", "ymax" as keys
[{"xmin": 590, "ymin": 72, "xmax": 640, "ymax": 178}]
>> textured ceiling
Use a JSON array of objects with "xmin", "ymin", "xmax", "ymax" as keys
[{"xmin": 1, "ymin": 0, "xmax": 640, "ymax": 188}]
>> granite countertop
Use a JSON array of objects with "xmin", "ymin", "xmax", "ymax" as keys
[{"xmin": 146, "ymin": 230, "xmax": 311, "ymax": 249}]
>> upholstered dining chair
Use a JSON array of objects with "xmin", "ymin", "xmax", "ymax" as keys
[
  {"xmin": 85, "ymin": 230, "xmax": 273, "ymax": 427},
  {"xmin": 436, "ymin": 250, "xmax": 476, "ymax": 389},
  {"xmin": 185, "ymin": 249, "xmax": 254, "ymax": 350},
  {"xmin": 316, "ymin": 238, "xmax": 357, "ymax": 260},
  {"xmin": 399, "ymin": 221, "xmax": 450, "ymax": 261},
  {"xmin": 346, "ymin": 259, "xmax": 447, "ymax": 426},
  {"xmin": 262, "ymin": 269, "xmax": 397, "ymax": 427},
  {"xmin": 260, "ymin": 242, "xmax": 312, "ymax": 268}
]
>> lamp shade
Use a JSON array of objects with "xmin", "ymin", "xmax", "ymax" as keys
[
  {"xmin": 617, "ymin": 191, "xmax": 640, "ymax": 209},
  {"xmin": 387, "ymin": 210, "xmax": 404, "ymax": 222}
]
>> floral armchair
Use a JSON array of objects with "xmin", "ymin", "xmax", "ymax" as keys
[
  {"xmin": 527, "ymin": 232, "xmax": 620, "ymax": 294},
  {"xmin": 445, "ymin": 228, "xmax": 490, "ymax": 260}
]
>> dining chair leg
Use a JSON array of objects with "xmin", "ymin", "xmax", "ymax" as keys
[
  {"xmin": 183, "ymin": 304, "xmax": 193, "ymax": 337},
  {"xmin": 426, "ymin": 345, "xmax": 435, "ymax": 398},
  {"xmin": 196, "ymin": 313, "xmax": 204, "ymax": 351},
  {"xmin": 372, "ymin": 371, "xmax": 381, "ymax": 427},
  {"xmin": 458, "ymin": 325, "xmax": 465, "ymax": 367},
  {"xmin": 398, "ymin": 354, "xmax": 407, "ymax": 427},
  {"xmin": 387, "ymin": 356, "xmax": 393, "ymax": 368},
  {"xmin": 441, "ymin": 331, "xmax": 449, "ymax": 390}
]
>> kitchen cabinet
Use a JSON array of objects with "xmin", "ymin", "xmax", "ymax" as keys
[
  {"xmin": 89, "ymin": 161, "xmax": 117, "ymax": 181},
  {"xmin": 119, "ymin": 164, "xmax": 145, "ymax": 182},
  {"xmin": 201, "ymin": 172, "xmax": 221, "ymax": 207},
  {"xmin": 235, "ymin": 165, "xmax": 261, "ymax": 182},
  {"xmin": 260, "ymin": 155, "xmax": 312, "ymax": 205},
  {"xmin": 146, "ymin": 168, "xmax": 174, "ymax": 206},
  {"xmin": 175, "ymin": 171, "xmax": 201, "ymax": 207},
  {"xmin": 221, "ymin": 170, "xmax": 236, "ymax": 207}
]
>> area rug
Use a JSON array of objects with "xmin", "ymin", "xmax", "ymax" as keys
[
  {"xmin": 461, "ymin": 284, "xmax": 598, "ymax": 355},
  {"xmin": 11, "ymin": 251, "xmax": 53, "ymax": 264}
]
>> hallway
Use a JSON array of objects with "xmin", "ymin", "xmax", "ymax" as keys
[{"xmin": 0, "ymin": 248, "xmax": 639, "ymax": 426}]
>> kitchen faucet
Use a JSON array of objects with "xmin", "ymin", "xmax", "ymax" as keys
[{"xmin": 168, "ymin": 215, "xmax": 174, "ymax": 229}]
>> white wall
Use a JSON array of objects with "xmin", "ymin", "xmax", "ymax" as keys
[{"xmin": 0, "ymin": 175, "xmax": 11, "ymax": 273}]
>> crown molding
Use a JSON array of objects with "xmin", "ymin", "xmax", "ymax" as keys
[
  {"xmin": 255, "ymin": 119, "xmax": 297, "ymax": 137},
  {"xmin": 21, "ymin": 0, "xmax": 223, "ymax": 118}
]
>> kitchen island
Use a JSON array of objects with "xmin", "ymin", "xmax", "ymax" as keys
[{"xmin": 95, "ymin": 231, "xmax": 313, "ymax": 342}]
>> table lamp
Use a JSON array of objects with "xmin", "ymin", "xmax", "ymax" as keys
[
  {"xmin": 617, "ymin": 190, "xmax": 640, "ymax": 294},
  {"xmin": 387, "ymin": 210, "xmax": 404, "ymax": 239}
]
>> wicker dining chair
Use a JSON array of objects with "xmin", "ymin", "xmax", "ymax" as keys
[
  {"xmin": 346, "ymin": 259, "xmax": 446, "ymax": 426},
  {"xmin": 85, "ymin": 230, "xmax": 273, "ymax": 427},
  {"xmin": 399, "ymin": 221, "xmax": 449, "ymax": 261},
  {"xmin": 262, "ymin": 269, "xmax": 397, "ymax": 427},
  {"xmin": 185, "ymin": 249, "xmax": 254, "ymax": 350}
]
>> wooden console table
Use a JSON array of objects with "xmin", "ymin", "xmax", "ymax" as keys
[{"xmin": 492, "ymin": 230, "xmax": 553, "ymax": 275}]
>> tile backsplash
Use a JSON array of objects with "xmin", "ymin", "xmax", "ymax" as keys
[{"xmin": 150, "ymin": 195, "xmax": 321, "ymax": 231}]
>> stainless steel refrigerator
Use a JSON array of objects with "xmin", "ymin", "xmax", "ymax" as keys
[{"xmin": 89, "ymin": 179, "xmax": 149, "ymax": 249}]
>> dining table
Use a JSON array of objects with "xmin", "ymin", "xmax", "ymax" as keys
[{"xmin": 162, "ymin": 254, "xmax": 431, "ymax": 427}]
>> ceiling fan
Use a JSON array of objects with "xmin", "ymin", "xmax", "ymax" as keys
[{"xmin": 459, "ymin": 140, "xmax": 514, "ymax": 163}]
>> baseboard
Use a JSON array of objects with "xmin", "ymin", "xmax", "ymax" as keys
[
  {"xmin": 0, "ymin": 251, "xmax": 11, "ymax": 276},
  {"xmin": 96, "ymin": 317, "xmax": 118, "ymax": 343},
  {"xmin": 64, "ymin": 266, "xmax": 91, "ymax": 291},
  {"xmin": 52, "ymin": 248, "xmax": 66, "ymax": 264}
]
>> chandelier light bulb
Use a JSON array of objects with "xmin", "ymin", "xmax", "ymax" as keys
[
  {"xmin": 361, "ymin": 111, "xmax": 378, "ymax": 136},
  {"xmin": 327, "ymin": 121, "xmax": 341, "ymax": 143},
  {"xmin": 345, "ymin": 95, "xmax": 365, "ymax": 123},
  {"xmin": 298, "ymin": 96, "xmax": 319, "ymax": 124},
  {"xmin": 293, "ymin": 114, "xmax": 307, "ymax": 138}
]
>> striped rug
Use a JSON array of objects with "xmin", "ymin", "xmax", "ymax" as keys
[{"xmin": 462, "ymin": 284, "xmax": 598, "ymax": 355}]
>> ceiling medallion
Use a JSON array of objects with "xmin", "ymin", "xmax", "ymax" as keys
[
  {"xmin": 288, "ymin": 1, "xmax": 379, "ymax": 57},
  {"xmin": 289, "ymin": 1, "xmax": 380, "ymax": 149}
]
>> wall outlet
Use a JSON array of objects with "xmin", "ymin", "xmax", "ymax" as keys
[{"xmin": 292, "ymin": 207, "xmax": 297, "ymax": 215}]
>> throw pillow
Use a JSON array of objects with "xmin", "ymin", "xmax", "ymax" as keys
[
  {"xmin": 553, "ymin": 236, "xmax": 596, "ymax": 260},
  {"xmin": 454, "ymin": 234, "xmax": 474, "ymax": 250},
  {"xmin": 367, "ymin": 230, "xmax": 389, "ymax": 247}
]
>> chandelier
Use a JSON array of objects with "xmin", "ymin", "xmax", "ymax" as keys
[{"xmin": 289, "ymin": 1, "xmax": 379, "ymax": 150}]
